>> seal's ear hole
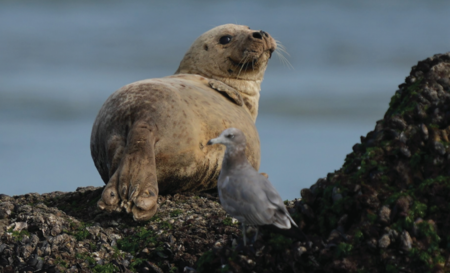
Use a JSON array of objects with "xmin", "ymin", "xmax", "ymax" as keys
[
  {"xmin": 204, "ymin": 44, "xmax": 208, "ymax": 51},
  {"xmin": 219, "ymin": 35, "xmax": 232, "ymax": 45}
]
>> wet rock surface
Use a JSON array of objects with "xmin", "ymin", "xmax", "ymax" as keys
[
  {"xmin": 2, "ymin": 53, "xmax": 450, "ymax": 272},
  {"xmin": 284, "ymin": 52, "xmax": 450, "ymax": 272},
  {"xmin": 0, "ymin": 188, "xmax": 236, "ymax": 272}
]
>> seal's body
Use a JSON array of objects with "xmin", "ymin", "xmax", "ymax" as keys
[{"xmin": 91, "ymin": 24, "xmax": 276, "ymax": 220}]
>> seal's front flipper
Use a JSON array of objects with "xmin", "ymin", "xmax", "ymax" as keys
[
  {"xmin": 98, "ymin": 121, "xmax": 159, "ymax": 221},
  {"xmin": 208, "ymin": 79, "xmax": 243, "ymax": 106}
]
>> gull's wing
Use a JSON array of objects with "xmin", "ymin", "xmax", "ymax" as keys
[
  {"xmin": 259, "ymin": 174, "xmax": 298, "ymax": 228},
  {"xmin": 218, "ymin": 167, "xmax": 295, "ymax": 229}
]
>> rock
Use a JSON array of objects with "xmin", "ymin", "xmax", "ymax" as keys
[
  {"xmin": 141, "ymin": 261, "xmax": 164, "ymax": 273},
  {"xmin": 390, "ymin": 116, "xmax": 407, "ymax": 130},
  {"xmin": 378, "ymin": 234, "xmax": 391, "ymax": 249},
  {"xmin": 338, "ymin": 214, "xmax": 348, "ymax": 226},
  {"xmin": 412, "ymin": 218, "xmax": 423, "ymax": 237},
  {"xmin": 327, "ymin": 229, "xmax": 342, "ymax": 244},
  {"xmin": 394, "ymin": 196, "xmax": 411, "ymax": 218},
  {"xmin": 295, "ymin": 245, "xmax": 307, "ymax": 259},
  {"xmin": 379, "ymin": 206, "xmax": 391, "ymax": 224},
  {"xmin": 0, "ymin": 188, "xmax": 238, "ymax": 272},
  {"xmin": 332, "ymin": 258, "xmax": 357, "ymax": 271},
  {"xmin": 400, "ymin": 146, "xmax": 411, "ymax": 158},
  {"xmin": 300, "ymin": 203, "xmax": 315, "ymax": 219},
  {"xmin": 434, "ymin": 141, "xmax": 446, "ymax": 155},
  {"xmin": 285, "ymin": 53, "xmax": 450, "ymax": 272},
  {"xmin": 0, "ymin": 202, "xmax": 14, "ymax": 219},
  {"xmin": 386, "ymin": 228, "xmax": 399, "ymax": 242},
  {"xmin": 12, "ymin": 222, "xmax": 28, "ymax": 232},
  {"xmin": 300, "ymin": 188, "xmax": 316, "ymax": 205},
  {"xmin": 27, "ymin": 254, "xmax": 44, "ymax": 271},
  {"xmin": 332, "ymin": 187, "xmax": 343, "ymax": 203},
  {"xmin": 184, "ymin": 267, "xmax": 197, "ymax": 273},
  {"xmin": 400, "ymin": 231, "xmax": 412, "ymax": 251},
  {"xmin": 420, "ymin": 124, "xmax": 429, "ymax": 140}
]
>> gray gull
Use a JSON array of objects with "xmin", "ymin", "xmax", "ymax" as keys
[{"xmin": 207, "ymin": 127, "xmax": 307, "ymax": 245}]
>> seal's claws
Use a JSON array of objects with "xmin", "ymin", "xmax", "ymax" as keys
[
  {"xmin": 97, "ymin": 200, "xmax": 106, "ymax": 210},
  {"xmin": 97, "ymin": 200, "xmax": 120, "ymax": 213},
  {"xmin": 132, "ymin": 203, "xmax": 159, "ymax": 221}
]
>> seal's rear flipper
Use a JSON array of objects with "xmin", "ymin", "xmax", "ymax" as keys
[{"xmin": 98, "ymin": 121, "xmax": 159, "ymax": 221}]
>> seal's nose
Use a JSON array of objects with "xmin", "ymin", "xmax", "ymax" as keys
[{"xmin": 252, "ymin": 31, "xmax": 263, "ymax": 40}]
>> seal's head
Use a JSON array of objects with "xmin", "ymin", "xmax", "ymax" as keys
[{"xmin": 176, "ymin": 24, "xmax": 276, "ymax": 96}]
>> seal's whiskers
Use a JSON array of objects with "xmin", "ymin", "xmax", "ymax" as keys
[
  {"xmin": 274, "ymin": 40, "xmax": 293, "ymax": 69},
  {"xmin": 237, "ymin": 55, "xmax": 250, "ymax": 78}
]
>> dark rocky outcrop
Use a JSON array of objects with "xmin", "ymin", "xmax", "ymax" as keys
[
  {"xmin": 0, "ymin": 188, "xmax": 238, "ymax": 272},
  {"xmin": 1, "ymin": 53, "xmax": 450, "ymax": 272},
  {"xmin": 198, "ymin": 53, "xmax": 450, "ymax": 273}
]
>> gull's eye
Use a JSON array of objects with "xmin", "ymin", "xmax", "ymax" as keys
[
  {"xmin": 219, "ymin": 35, "xmax": 232, "ymax": 45},
  {"xmin": 225, "ymin": 134, "xmax": 234, "ymax": 139}
]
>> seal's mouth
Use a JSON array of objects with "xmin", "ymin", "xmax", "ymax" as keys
[
  {"xmin": 268, "ymin": 48, "xmax": 274, "ymax": 59},
  {"xmin": 228, "ymin": 57, "xmax": 258, "ymax": 71}
]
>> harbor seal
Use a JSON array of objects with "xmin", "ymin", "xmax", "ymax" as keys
[{"xmin": 90, "ymin": 24, "xmax": 276, "ymax": 221}]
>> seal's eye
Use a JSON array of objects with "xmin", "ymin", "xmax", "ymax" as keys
[{"xmin": 219, "ymin": 35, "xmax": 232, "ymax": 45}]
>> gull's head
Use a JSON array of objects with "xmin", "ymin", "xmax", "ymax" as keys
[{"xmin": 207, "ymin": 128, "xmax": 246, "ymax": 148}]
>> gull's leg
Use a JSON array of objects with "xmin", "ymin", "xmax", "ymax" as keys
[
  {"xmin": 253, "ymin": 227, "xmax": 258, "ymax": 243},
  {"xmin": 242, "ymin": 223, "xmax": 247, "ymax": 246}
]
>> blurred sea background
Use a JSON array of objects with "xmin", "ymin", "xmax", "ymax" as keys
[{"xmin": 1, "ymin": 0, "xmax": 450, "ymax": 200}]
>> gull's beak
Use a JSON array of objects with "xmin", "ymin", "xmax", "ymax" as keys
[{"xmin": 207, "ymin": 137, "xmax": 219, "ymax": 145}]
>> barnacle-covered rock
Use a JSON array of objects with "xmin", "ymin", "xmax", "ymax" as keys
[
  {"xmin": 0, "ymin": 188, "xmax": 236, "ymax": 272},
  {"xmin": 400, "ymin": 231, "xmax": 412, "ymax": 251},
  {"xmin": 289, "ymin": 52, "xmax": 450, "ymax": 272},
  {"xmin": 0, "ymin": 202, "xmax": 14, "ymax": 220},
  {"xmin": 378, "ymin": 234, "xmax": 390, "ymax": 249}
]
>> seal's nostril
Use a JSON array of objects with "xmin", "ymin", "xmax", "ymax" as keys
[
  {"xmin": 260, "ymin": 30, "xmax": 268, "ymax": 37},
  {"xmin": 252, "ymin": 32, "xmax": 263, "ymax": 40}
]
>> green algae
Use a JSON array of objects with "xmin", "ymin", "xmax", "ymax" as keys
[
  {"xmin": 196, "ymin": 250, "xmax": 216, "ymax": 273},
  {"xmin": 117, "ymin": 227, "xmax": 160, "ymax": 255},
  {"xmin": 75, "ymin": 253, "xmax": 119, "ymax": 273},
  {"xmin": 169, "ymin": 209, "xmax": 182, "ymax": 217},
  {"xmin": 9, "ymin": 229, "xmax": 30, "ymax": 241},
  {"xmin": 386, "ymin": 78, "xmax": 423, "ymax": 117},
  {"xmin": 222, "ymin": 216, "xmax": 237, "ymax": 226},
  {"xmin": 335, "ymin": 242, "xmax": 353, "ymax": 258},
  {"xmin": 268, "ymin": 233, "xmax": 293, "ymax": 252}
]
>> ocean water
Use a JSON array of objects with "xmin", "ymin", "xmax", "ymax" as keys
[{"xmin": 1, "ymin": 0, "xmax": 450, "ymax": 200}]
